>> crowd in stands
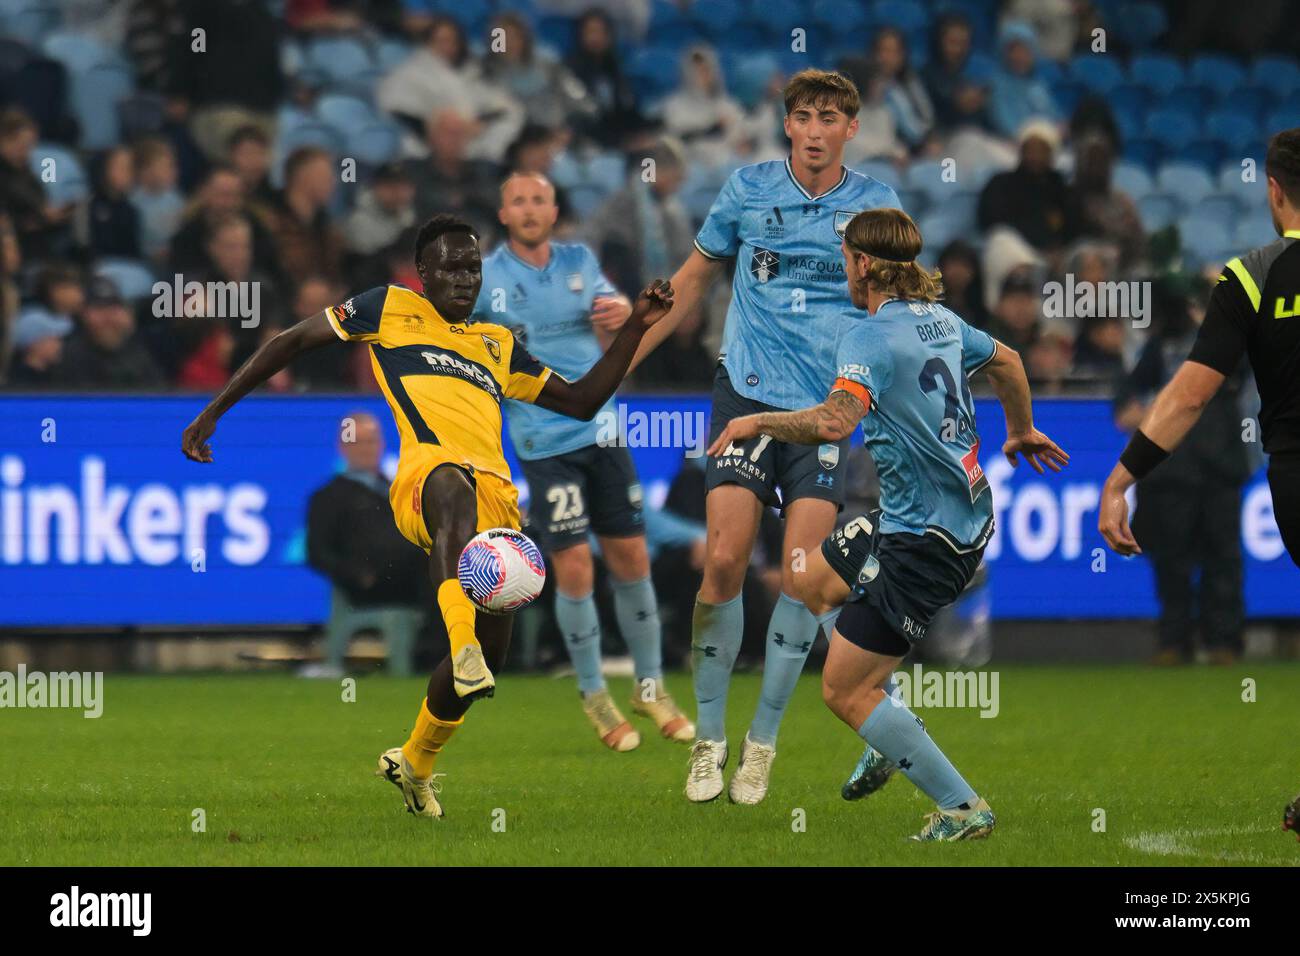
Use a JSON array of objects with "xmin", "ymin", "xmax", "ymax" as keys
[{"xmin": 0, "ymin": 0, "xmax": 1297, "ymax": 397}]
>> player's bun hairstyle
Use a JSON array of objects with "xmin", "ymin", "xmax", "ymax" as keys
[
  {"xmin": 783, "ymin": 69, "xmax": 861, "ymax": 119},
  {"xmin": 413, "ymin": 214, "xmax": 479, "ymax": 266},
  {"xmin": 1265, "ymin": 127, "xmax": 1300, "ymax": 208},
  {"xmin": 844, "ymin": 208, "xmax": 944, "ymax": 303}
]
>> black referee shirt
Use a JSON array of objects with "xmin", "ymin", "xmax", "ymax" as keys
[{"xmin": 1188, "ymin": 229, "xmax": 1300, "ymax": 454}]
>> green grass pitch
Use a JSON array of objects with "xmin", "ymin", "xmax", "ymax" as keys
[{"xmin": 2, "ymin": 665, "xmax": 1296, "ymax": 866}]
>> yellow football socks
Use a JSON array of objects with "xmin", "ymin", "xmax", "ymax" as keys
[
  {"xmin": 401, "ymin": 697, "xmax": 463, "ymax": 778},
  {"xmin": 437, "ymin": 578, "xmax": 478, "ymax": 660}
]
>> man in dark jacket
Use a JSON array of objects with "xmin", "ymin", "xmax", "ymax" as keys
[
  {"xmin": 306, "ymin": 413, "xmax": 427, "ymax": 676},
  {"xmin": 1113, "ymin": 281, "xmax": 1251, "ymax": 665},
  {"xmin": 977, "ymin": 122, "xmax": 1077, "ymax": 255},
  {"xmin": 52, "ymin": 278, "xmax": 165, "ymax": 390}
]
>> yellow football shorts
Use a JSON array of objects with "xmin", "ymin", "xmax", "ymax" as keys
[{"xmin": 389, "ymin": 445, "xmax": 523, "ymax": 551}]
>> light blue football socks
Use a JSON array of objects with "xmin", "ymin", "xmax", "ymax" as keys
[
  {"xmin": 611, "ymin": 575, "xmax": 663, "ymax": 685},
  {"xmin": 859, "ymin": 698, "xmax": 977, "ymax": 810},
  {"xmin": 749, "ymin": 594, "xmax": 833, "ymax": 746},
  {"xmin": 691, "ymin": 593, "xmax": 743, "ymax": 742},
  {"xmin": 555, "ymin": 590, "xmax": 604, "ymax": 695}
]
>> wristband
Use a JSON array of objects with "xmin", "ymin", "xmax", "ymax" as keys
[{"xmin": 1119, "ymin": 428, "xmax": 1169, "ymax": 480}]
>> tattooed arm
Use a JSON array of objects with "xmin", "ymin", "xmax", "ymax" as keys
[{"xmin": 705, "ymin": 389, "xmax": 867, "ymax": 456}]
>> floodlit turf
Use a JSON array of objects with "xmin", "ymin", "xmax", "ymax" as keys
[{"xmin": 2, "ymin": 665, "xmax": 1297, "ymax": 866}]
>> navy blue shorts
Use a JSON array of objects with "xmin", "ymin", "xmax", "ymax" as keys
[
  {"xmin": 823, "ymin": 510, "xmax": 990, "ymax": 656},
  {"xmin": 706, "ymin": 364, "xmax": 849, "ymax": 512},
  {"xmin": 518, "ymin": 443, "xmax": 644, "ymax": 550}
]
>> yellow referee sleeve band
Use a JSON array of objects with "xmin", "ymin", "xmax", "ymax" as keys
[
  {"xmin": 1225, "ymin": 257, "xmax": 1261, "ymax": 313},
  {"xmin": 438, "ymin": 578, "xmax": 479, "ymax": 661},
  {"xmin": 402, "ymin": 697, "xmax": 464, "ymax": 778}
]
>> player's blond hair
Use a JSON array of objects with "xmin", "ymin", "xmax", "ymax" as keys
[
  {"xmin": 783, "ymin": 69, "xmax": 860, "ymax": 119},
  {"xmin": 843, "ymin": 208, "xmax": 944, "ymax": 303}
]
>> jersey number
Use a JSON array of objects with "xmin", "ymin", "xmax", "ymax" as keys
[
  {"xmin": 917, "ymin": 357, "xmax": 975, "ymax": 443},
  {"xmin": 547, "ymin": 484, "xmax": 585, "ymax": 522}
]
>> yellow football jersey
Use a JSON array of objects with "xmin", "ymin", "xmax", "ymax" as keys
[{"xmin": 324, "ymin": 284, "xmax": 552, "ymax": 482}]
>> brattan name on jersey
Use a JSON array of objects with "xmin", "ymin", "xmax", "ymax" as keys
[
  {"xmin": 470, "ymin": 242, "xmax": 618, "ymax": 460},
  {"xmin": 695, "ymin": 157, "xmax": 901, "ymax": 411},
  {"xmin": 833, "ymin": 299, "xmax": 997, "ymax": 550}
]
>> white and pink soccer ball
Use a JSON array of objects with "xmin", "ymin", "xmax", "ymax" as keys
[{"xmin": 456, "ymin": 528, "xmax": 546, "ymax": 614}]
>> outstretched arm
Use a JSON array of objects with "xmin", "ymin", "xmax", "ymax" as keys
[
  {"xmin": 705, "ymin": 389, "xmax": 867, "ymax": 456},
  {"xmin": 533, "ymin": 280, "xmax": 674, "ymax": 421},
  {"xmin": 982, "ymin": 340, "xmax": 1069, "ymax": 474},
  {"xmin": 181, "ymin": 311, "xmax": 339, "ymax": 462},
  {"xmin": 1098, "ymin": 360, "xmax": 1224, "ymax": 554}
]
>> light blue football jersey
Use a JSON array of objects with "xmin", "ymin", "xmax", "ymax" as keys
[
  {"xmin": 833, "ymin": 299, "xmax": 998, "ymax": 549},
  {"xmin": 695, "ymin": 158, "xmax": 901, "ymax": 410},
  {"xmin": 470, "ymin": 241, "xmax": 618, "ymax": 460}
]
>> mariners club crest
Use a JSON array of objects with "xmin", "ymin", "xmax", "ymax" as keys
[{"xmin": 481, "ymin": 334, "xmax": 502, "ymax": 363}]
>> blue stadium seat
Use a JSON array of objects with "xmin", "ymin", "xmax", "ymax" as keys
[
  {"xmin": 74, "ymin": 60, "xmax": 133, "ymax": 149},
  {"xmin": 1190, "ymin": 194, "xmax": 1242, "ymax": 225},
  {"xmin": 95, "ymin": 258, "xmax": 156, "ymax": 301},
  {"xmin": 905, "ymin": 159, "xmax": 955, "ymax": 203},
  {"xmin": 278, "ymin": 120, "xmax": 344, "ymax": 156},
  {"xmin": 1145, "ymin": 108, "xmax": 1198, "ymax": 150},
  {"xmin": 316, "ymin": 94, "xmax": 379, "ymax": 135},
  {"xmin": 27, "ymin": 141, "xmax": 87, "ymax": 205},
  {"xmin": 1235, "ymin": 210, "xmax": 1278, "ymax": 249},
  {"xmin": 1250, "ymin": 55, "xmax": 1300, "ymax": 97},
  {"xmin": 853, "ymin": 160, "xmax": 898, "ymax": 189},
  {"xmin": 375, "ymin": 37, "xmax": 413, "ymax": 72},
  {"xmin": 1112, "ymin": 161, "xmax": 1153, "ymax": 200},
  {"xmin": 1174, "ymin": 139, "xmax": 1222, "ymax": 172},
  {"xmin": 1217, "ymin": 161, "xmax": 1270, "ymax": 208},
  {"xmin": 895, "ymin": 187, "xmax": 928, "ymax": 219},
  {"xmin": 689, "ymin": 0, "xmax": 744, "ymax": 37},
  {"xmin": 1129, "ymin": 53, "xmax": 1185, "ymax": 96},
  {"xmin": 874, "ymin": 0, "xmax": 928, "ymax": 32},
  {"xmin": 626, "ymin": 46, "xmax": 680, "ymax": 100},
  {"xmin": 918, "ymin": 210, "xmax": 964, "ymax": 255},
  {"xmin": 1, "ymin": 0, "xmax": 60, "ymax": 45},
  {"xmin": 41, "ymin": 29, "xmax": 114, "ymax": 71},
  {"xmin": 1068, "ymin": 54, "xmax": 1125, "ymax": 94},
  {"xmin": 1049, "ymin": 80, "xmax": 1083, "ymax": 116},
  {"xmin": 1179, "ymin": 214, "xmax": 1237, "ymax": 266},
  {"xmin": 1265, "ymin": 107, "xmax": 1298, "ymax": 140},
  {"xmin": 1205, "ymin": 110, "xmax": 1260, "ymax": 155},
  {"xmin": 1122, "ymin": 137, "xmax": 1162, "ymax": 170},
  {"xmin": 1109, "ymin": 2, "xmax": 1167, "ymax": 48},
  {"xmin": 566, "ymin": 182, "xmax": 611, "ymax": 219},
  {"xmin": 810, "ymin": 0, "xmax": 870, "ymax": 31},
  {"xmin": 535, "ymin": 14, "xmax": 574, "ymax": 56},
  {"xmin": 1189, "ymin": 54, "xmax": 1247, "ymax": 97},
  {"xmin": 351, "ymin": 120, "xmax": 402, "ymax": 166},
  {"xmin": 1162, "ymin": 86, "xmax": 1210, "ymax": 116},
  {"xmin": 1155, "ymin": 162, "xmax": 1215, "ymax": 205},
  {"xmin": 307, "ymin": 36, "xmax": 374, "ymax": 87},
  {"xmin": 1136, "ymin": 193, "xmax": 1180, "ymax": 231}
]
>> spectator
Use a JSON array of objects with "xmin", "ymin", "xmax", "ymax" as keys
[
  {"xmin": 582, "ymin": 137, "xmax": 694, "ymax": 298},
  {"xmin": 131, "ymin": 137, "xmax": 186, "ymax": 262},
  {"xmin": 986, "ymin": 269, "xmax": 1043, "ymax": 354},
  {"xmin": 377, "ymin": 14, "xmax": 524, "ymax": 164},
  {"xmin": 169, "ymin": 165, "xmax": 281, "ymax": 278},
  {"xmin": 937, "ymin": 240, "xmax": 991, "ymax": 330},
  {"xmin": 306, "ymin": 413, "xmax": 427, "ymax": 677},
  {"xmin": 841, "ymin": 26, "xmax": 934, "ymax": 152},
  {"xmin": 565, "ymin": 8, "xmax": 644, "ymax": 148},
  {"xmin": 197, "ymin": 212, "xmax": 283, "ymax": 368},
  {"xmin": 85, "ymin": 145, "xmax": 142, "ymax": 259},
  {"xmin": 989, "ymin": 21, "xmax": 1059, "ymax": 138},
  {"xmin": 125, "ymin": 0, "xmax": 185, "ymax": 95},
  {"xmin": 1072, "ymin": 313, "xmax": 1125, "ymax": 380},
  {"xmin": 345, "ymin": 162, "xmax": 416, "ymax": 257},
  {"xmin": 1067, "ymin": 133, "xmax": 1146, "ymax": 271},
  {"xmin": 1002, "ymin": 0, "xmax": 1078, "ymax": 62},
  {"xmin": 1024, "ymin": 320, "xmax": 1074, "ymax": 390},
  {"xmin": 480, "ymin": 13, "xmax": 595, "ymax": 134},
  {"xmin": 0, "ymin": 109, "xmax": 73, "ymax": 259},
  {"xmin": 401, "ymin": 109, "xmax": 502, "ymax": 246},
  {"xmin": 659, "ymin": 45, "xmax": 747, "ymax": 168},
  {"xmin": 1113, "ymin": 280, "xmax": 1250, "ymax": 665},
  {"xmin": 267, "ymin": 147, "xmax": 345, "ymax": 284},
  {"xmin": 289, "ymin": 275, "xmax": 350, "ymax": 389},
  {"xmin": 7, "ymin": 310, "xmax": 71, "ymax": 388},
  {"xmin": 839, "ymin": 64, "xmax": 907, "ymax": 165},
  {"xmin": 0, "ymin": 212, "xmax": 19, "ymax": 377},
  {"xmin": 978, "ymin": 120, "xmax": 1075, "ymax": 255},
  {"xmin": 52, "ymin": 277, "xmax": 164, "ymax": 389},
  {"xmin": 167, "ymin": 0, "xmax": 284, "ymax": 161},
  {"xmin": 227, "ymin": 125, "xmax": 276, "ymax": 210},
  {"xmin": 922, "ymin": 13, "xmax": 990, "ymax": 132}
]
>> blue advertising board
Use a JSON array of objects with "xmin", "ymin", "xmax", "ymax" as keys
[{"xmin": 0, "ymin": 395, "xmax": 1294, "ymax": 627}]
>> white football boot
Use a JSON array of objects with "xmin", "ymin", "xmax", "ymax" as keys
[
  {"xmin": 452, "ymin": 644, "xmax": 495, "ymax": 700},
  {"xmin": 728, "ymin": 733, "xmax": 776, "ymax": 805},
  {"xmin": 376, "ymin": 747, "xmax": 445, "ymax": 818},
  {"xmin": 685, "ymin": 738, "xmax": 728, "ymax": 802}
]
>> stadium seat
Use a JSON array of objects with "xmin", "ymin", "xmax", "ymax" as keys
[
  {"xmin": 95, "ymin": 258, "xmax": 156, "ymax": 301},
  {"xmin": 306, "ymin": 35, "xmax": 374, "ymax": 87},
  {"xmin": 1145, "ymin": 108, "xmax": 1198, "ymax": 151},
  {"xmin": 1112, "ymin": 161, "xmax": 1153, "ymax": 200},
  {"xmin": 1217, "ymin": 161, "xmax": 1269, "ymax": 207},
  {"xmin": 565, "ymin": 182, "xmax": 611, "ymax": 219},
  {"xmin": 895, "ymin": 187, "xmax": 928, "ymax": 219},
  {"xmin": 1129, "ymin": 53, "xmax": 1185, "ymax": 96},
  {"xmin": 74, "ymin": 60, "xmax": 134, "ymax": 149},
  {"xmin": 1155, "ymin": 162, "xmax": 1215, "ymax": 205},
  {"xmin": 1122, "ymin": 137, "xmax": 1162, "ymax": 171},
  {"xmin": 1235, "ymin": 210, "xmax": 1277, "ymax": 249},
  {"xmin": 1174, "ymin": 139, "xmax": 1222, "ymax": 172},
  {"xmin": 1, "ymin": 0, "xmax": 60, "ymax": 46},
  {"xmin": 27, "ymin": 141, "xmax": 87, "ymax": 205},
  {"xmin": 316, "ymin": 94, "xmax": 379, "ymax": 135},
  {"xmin": 853, "ymin": 160, "xmax": 898, "ymax": 189},
  {"xmin": 1205, "ymin": 110, "xmax": 1260, "ymax": 155},
  {"xmin": 873, "ymin": 0, "xmax": 928, "ymax": 32},
  {"xmin": 1180, "ymin": 214, "xmax": 1238, "ymax": 266},
  {"xmin": 918, "ymin": 210, "xmax": 964, "ymax": 255},
  {"xmin": 535, "ymin": 15, "xmax": 575, "ymax": 56},
  {"xmin": 1161, "ymin": 85, "xmax": 1210, "ymax": 117},
  {"xmin": 1189, "ymin": 53, "xmax": 1248, "ymax": 98},
  {"xmin": 40, "ymin": 28, "xmax": 114, "ymax": 71},
  {"xmin": 1049, "ymin": 81, "xmax": 1083, "ymax": 116},
  {"xmin": 1191, "ymin": 194, "xmax": 1242, "ymax": 225},
  {"xmin": 1109, "ymin": 2, "xmax": 1167, "ymax": 48},
  {"xmin": 278, "ymin": 120, "xmax": 344, "ymax": 156},
  {"xmin": 1136, "ymin": 193, "xmax": 1180, "ymax": 231},
  {"xmin": 689, "ymin": 0, "xmax": 744, "ymax": 37},
  {"xmin": 626, "ymin": 46, "xmax": 680, "ymax": 101},
  {"xmin": 1265, "ymin": 107, "xmax": 1298, "ymax": 141},
  {"xmin": 352, "ymin": 120, "xmax": 402, "ymax": 166},
  {"xmin": 375, "ymin": 37, "xmax": 413, "ymax": 72},
  {"xmin": 1068, "ymin": 54, "xmax": 1125, "ymax": 94},
  {"xmin": 1250, "ymin": 55, "xmax": 1300, "ymax": 97},
  {"xmin": 810, "ymin": 0, "xmax": 869, "ymax": 32},
  {"xmin": 905, "ymin": 159, "xmax": 954, "ymax": 202}
]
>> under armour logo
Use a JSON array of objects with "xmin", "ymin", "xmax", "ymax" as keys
[
  {"xmin": 772, "ymin": 633, "xmax": 811, "ymax": 653},
  {"xmin": 898, "ymin": 758, "xmax": 912, "ymax": 770},
  {"xmin": 701, "ymin": 645, "xmax": 717, "ymax": 657},
  {"xmin": 635, "ymin": 610, "xmax": 650, "ymax": 622}
]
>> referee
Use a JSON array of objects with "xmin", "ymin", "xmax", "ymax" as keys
[{"xmin": 1100, "ymin": 128, "xmax": 1300, "ymax": 567}]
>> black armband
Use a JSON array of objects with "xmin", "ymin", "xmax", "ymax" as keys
[{"xmin": 1119, "ymin": 428, "xmax": 1170, "ymax": 481}]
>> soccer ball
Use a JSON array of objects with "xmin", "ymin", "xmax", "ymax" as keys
[{"xmin": 457, "ymin": 528, "xmax": 546, "ymax": 614}]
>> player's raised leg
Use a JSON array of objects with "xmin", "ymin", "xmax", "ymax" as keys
[
  {"xmin": 731, "ymin": 497, "xmax": 840, "ymax": 804},
  {"xmin": 551, "ymin": 539, "xmax": 640, "ymax": 752},
  {"xmin": 822, "ymin": 605, "xmax": 994, "ymax": 842},
  {"xmin": 600, "ymin": 533, "xmax": 694, "ymax": 743},
  {"xmin": 686, "ymin": 483, "xmax": 762, "ymax": 801}
]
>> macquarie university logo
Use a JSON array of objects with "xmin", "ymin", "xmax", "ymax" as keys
[{"xmin": 750, "ymin": 247, "xmax": 779, "ymax": 283}]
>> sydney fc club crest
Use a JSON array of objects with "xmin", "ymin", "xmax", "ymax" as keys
[
  {"xmin": 818, "ymin": 443, "xmax": 840, "ymax": 470},
  {"xmin": 750, "ymin": 248, "xmax": 779, "ymax": 283},
  {"xmin": 833, "ymin": 210, "xmax": 856, "ymax": 239}
]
